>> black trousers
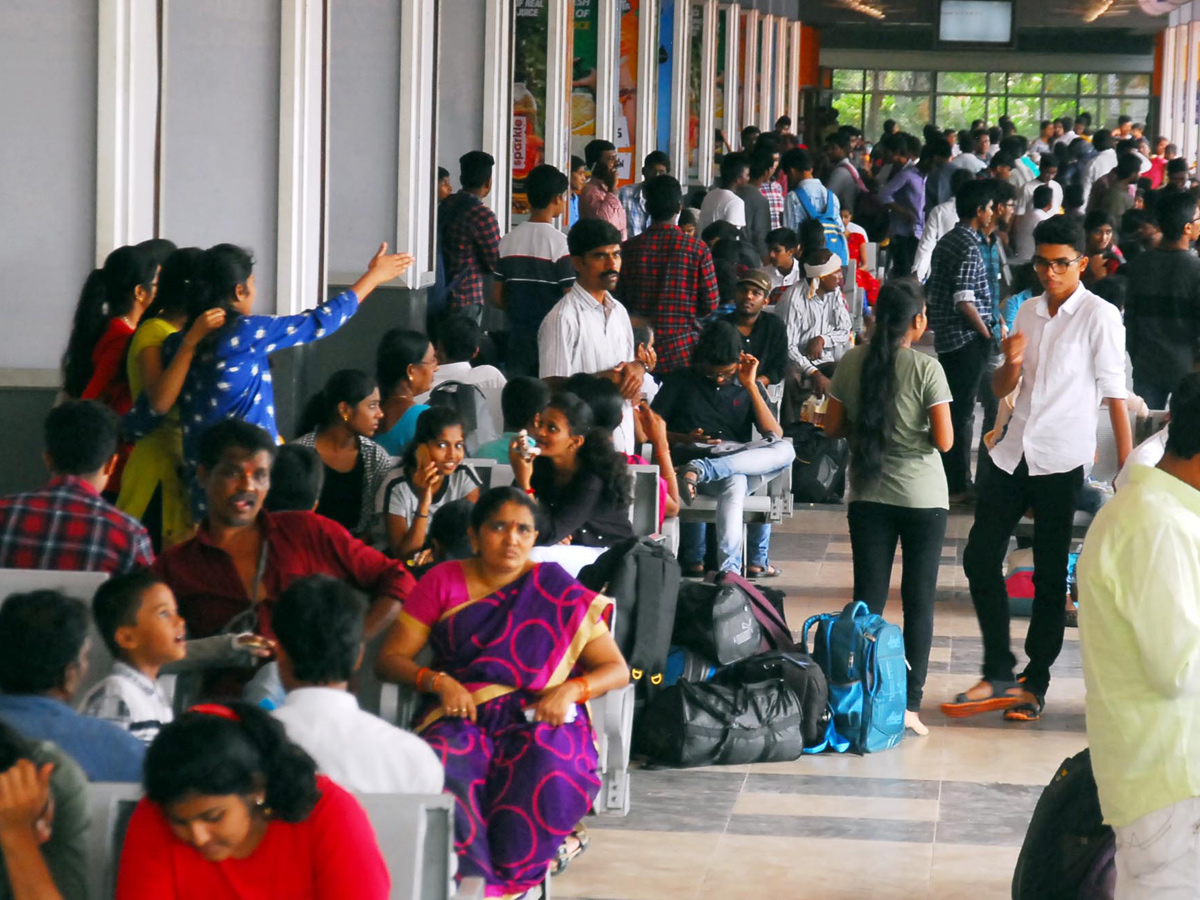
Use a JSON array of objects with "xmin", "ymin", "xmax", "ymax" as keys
[
  {"xmin": 848, "ymin": 501, "xmax": 948, "ymax": 712},
  {"xmin": 962, "ymin": 455, "xmax": 1083, "ymax": 696},
  {"xmin": 889, "ymin": 235, "xmax": 919, "ymax": 278},
  {"xmin": 937, "ymin": 334, "xmax": 989, "ymax": 494}
]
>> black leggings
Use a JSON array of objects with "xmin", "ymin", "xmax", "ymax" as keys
[{"xmin": 847, "ymin": 501, "xmax": 948, "ymax": 712}]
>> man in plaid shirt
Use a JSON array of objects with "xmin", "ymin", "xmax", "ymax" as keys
[
  {"xmin": 754, "ymin": 134, "xmax": 785, "ymax": 229},
  {"xmin": 618, "ymin": 175, "xmax": 720, "ymax": 373},
  {"xmin": 438, "ymin": 150, "xmax": 502, "ymax": 322},
  {"xmin": 926, "ymin": 179, "xmax": 998, "ymax": 500},
  {"xmin": 618, "ymin": 151, "xmax": 671, "ymax": 239},
  {"xmin": 0, "ymin": 401, "xmax": 154, "ymax": 573}
]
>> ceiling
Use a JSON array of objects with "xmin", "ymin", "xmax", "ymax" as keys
[{"xmin": 799, "ymin": 0, "xmax": 1165, "ymax": 31}]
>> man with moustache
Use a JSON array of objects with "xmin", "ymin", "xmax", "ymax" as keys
[
  {"xmin": 154, "ymin": 419, "xmax": 414, "ymax": 695},
  {"xmin": 723, "ymin": 269, "xmax": 788, "ymax": 386},
  {"xmin": 539, "ymin": 217, "xmax": 646, "ymax": 453}
]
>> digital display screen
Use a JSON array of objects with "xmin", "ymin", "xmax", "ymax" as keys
[{"xmin": 939, "ymin": 0, "xmax": 1014, "ymax": 43}]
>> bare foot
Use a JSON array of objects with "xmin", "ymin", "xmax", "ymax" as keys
[{"xmin": 904, "ymin": 710, "xmax": 929, "ymax": 736}]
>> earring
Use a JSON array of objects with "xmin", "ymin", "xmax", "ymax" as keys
[{"xmin": 256, "ymin": 796, "xmax": 272, "ymax": 817}]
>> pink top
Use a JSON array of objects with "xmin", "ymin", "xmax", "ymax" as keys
[
  {"xmin": 403, "ymin": 560, "xmax": 473, "ymax": 626},
  {"xmin": 579, "ymin": 179, "xmax": 627, "ymax": 241},
  {"xmin": 116, "ymin": 777, "xmax": 390, "ymax": 900}
]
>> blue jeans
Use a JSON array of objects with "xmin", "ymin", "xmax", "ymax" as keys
[
  {"xmin": 678, "ymin": 439, "xmax": 796, "ymax": 573},
  {"xmin": 680, "ymin": 523, "xmax": 772, "ymax": 570}
]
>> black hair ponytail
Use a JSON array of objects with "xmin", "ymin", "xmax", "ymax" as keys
[
  {"xmin": 548, "ymin": 392, "xmax": 631, "ymax": 508},
  {"xmin": 297, "ymin": 368, "xmax": 378, "ymax": 437},
  {"xmin": 187, "ymin": 244, "xmax": 255, "ymax": 347},
  {"xmin": 850, "ymin": 281, "xmax": 927, "ymax": 493},
  {"xmin": 142, "ymin": 247, "xmax": 205, "ymax": 322},
  {"xmin": 144, "ymin": 702, "xmax": 319, "ymax": 823},
  {"xmin": 62, "ymin": 245, "xmax": 158, "ymax": 397}
]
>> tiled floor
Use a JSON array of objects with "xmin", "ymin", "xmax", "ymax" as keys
[{"xmin": 554, "ymin": 504, "xmax": 1084, "ymax": 900}]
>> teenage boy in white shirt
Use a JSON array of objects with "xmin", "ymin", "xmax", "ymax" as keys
[
  {"xmin": 272, "ymin": 575, "xmax": 444, "ymax": 795},
  {"xmin": 942, "ymin": 214, "xmax": 1131, "ymax": 724}
]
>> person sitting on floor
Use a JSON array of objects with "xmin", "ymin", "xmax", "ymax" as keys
[
  {"xmin": 0, "ymin": 400, "xmax": 154, "ymax": 574},
  {"xmin": 377, "ymin": 406, "xmax": 482, "ymax": 561},
  {"xmin": 0, "ymin": 720, "xmax": 90, "ymax": 900},
  {"xmin": 652, "ymin": 321, "xmax": 795, "ymax": 576},
  {"xmin": 425, "ymin": 313, "xmax": 506, "ymax": 394},
  {"xmin": 115, "ymin": 703, "xmax": 391, "ymax": 900},
  {"xmin": 472, "ymin": 376, "xmax": 550, "ymax": 463},
  {"xmin": 776, "ymin": 249, "xmax": 853, "ymax": 398},
  {"xmin": 376, "ymin": 487, "xmax": 630, "ymax": 897},
  {"xmin": 0, "ymin": 590, "xmax": 145, "ymax": 782},
  {"xmin": 510, "ymin": 393, "xmax": 635, "ymax": 548},
  {"xmin": 293, "ymin": 369, "xmax": 394, "ymax": 540},
  {"xmin": 154, "ymin": 420, "xmax": 415, "ymax": 698},
  {"xmin": 270, "ymin": 575, "xmax": 443, "ymax": 795},
  {"xmin": 79, "ymin": 569, "xmax": 270, "ymax": 745}
]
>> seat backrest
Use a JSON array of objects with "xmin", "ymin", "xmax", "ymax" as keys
[
  {"xmin": 491, "ymin": 463, "xmax": 515, "ymax": 488},
  {"xmin": 86, "ymin": 781, "xmax": 142, "ymax": 900},
  {"xmin": 628, "ymin": 464, "xmax": 661, "ymax": 536},
  {"xmin": 461, "ymin": 458, "xmax": 496, "ymax": 490},
  {"xmin": 354, "ymin": 792, "xmax": 457, "ymax": 900},
  {"xmin": 0, "ymin": 568, "xmax": 113, "ymax": 698}
]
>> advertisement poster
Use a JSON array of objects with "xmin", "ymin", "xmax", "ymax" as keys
[
  {"xmin": 657, "ymin": 0, "xmax": 673, "ymax": 156},
  {"xmin": 571, "ymin": 0, "xmax": 598, "ymax": 160},
  {"xmin": 714, "ymin": 8, "xmax": 727, "ymax": 176},
  {"xmin": 686, "ymin": 2, "xmax": 702, "ymax": 181},
  {"xmin": 513, "ymin": 0, "xmax": 548, "ymax": 215},
  {"xmin": 615, "ymin": 0, "xmax": 640, "ymax": 186}
]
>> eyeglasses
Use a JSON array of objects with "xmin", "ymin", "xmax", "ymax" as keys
[{"xmin": 1032, "ymin": 255, "xmax": 1084, "ymax": 274}]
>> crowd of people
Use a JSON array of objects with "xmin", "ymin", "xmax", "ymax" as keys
[{"xmin": 1, "ymin": 107, "xmax": 1199, "ymax": 899}]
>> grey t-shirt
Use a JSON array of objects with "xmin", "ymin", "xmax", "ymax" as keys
[
  {"xmin": 377, "ymin": 466, "xmax": 478, "ymax": 521},
  {"xmin": 829, "ymin": 345, "xmax": 952, "ymax": 509}
]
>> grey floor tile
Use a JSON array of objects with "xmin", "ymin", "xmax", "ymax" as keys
[
  {"xmin": 744, "ymin": 773, "xmax": 941, "ymax": 799},
  {"xmin": 728, "ymin": 813, "xmax": 936, "ymax": 843},
  {"xmin": 935, "ymin": 781, "xmax": 1043, "ymax": 846}
]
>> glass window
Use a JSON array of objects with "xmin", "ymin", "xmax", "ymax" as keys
[
  {"xmin": 876, "ymin": 70, "xmax": 931, "ymax": 91},
  {"xmin": 830, "ymin": 93, "xmax": 866, "ymax": 130},
  {"xmin": 938, "ymin": 71, "xmax": 987, "ymax": 93},
  {"xmin": 867, "ymin": 92, "xmax": 929, "ymax": 135},
  {"xmin": 1045, "ymin": 73, "xmax": 1077, "ymax": 95},
  {"xmin": 936, "ymin": 94, "xmax": 987, "ymax": 127},
  {"xmin": 1101, "ymin": 73, "xmax": 1151, "ymax": 96},
  {"xmin": 1005, "ymin": 97, "xmax": 1042, "ymax": 135},
  {"xmin": 1044, "ymin": 96, "xmax": 1078, "ymax": 121},
  {"xmin": 1009, "ymin": 72, "xmax": 1043, "ymax": 95},
  {"xmin": 1079, "ymin": 73, "xmax": 1100, "ymax": 95},
  {"xmin": 1100, "ymin": 97, "xmax": 1150, "ymax": 124},
  {"xmin": 832, "ymin": 68, "xmax": 864, "ymax": 91}
]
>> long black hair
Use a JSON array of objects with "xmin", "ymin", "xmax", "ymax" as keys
[
  {"xmin": 185, "ymin": 244, "xmax": 254, "ymax": 345},
  {"xmin": 850, "ymin": 281, "xmax": 927, "ymax": 493},
  {"xmin": 545, "ymin": 392, "xmax": 631, "ymax": 509},
  {"xmin": 145, "ymin": 702, "xmax": 319, "ymax": 823},
  {"xmin": 142, "ymin": 247, "xmax": 205, "ymax": 322},
  {"xmin": 401, "ymin": 405, "xmax": 465, "ymax": 476},
  {"xmin": 62, "ymin": 245, "xmax": 158, "ymax": 397},
  {"xmin": 297, "ymin": 368, "xmax": 378, "ymax": 436}
]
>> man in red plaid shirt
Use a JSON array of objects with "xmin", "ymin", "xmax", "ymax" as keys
[
  {"xmin": 438, "ymin": 150, "xmax": 502, "ymax": 322},
  {"xmin": 617, "ymin": 175, "xmax": 719, "ymax": 373},
  {"xmin": 0, "ymin": 401, "xmax": 153, "ymax": 573}
]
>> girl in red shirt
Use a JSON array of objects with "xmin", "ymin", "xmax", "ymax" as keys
[{"xmin": 116, "ymin": 703, "xmax": 390, "ymax": 900}]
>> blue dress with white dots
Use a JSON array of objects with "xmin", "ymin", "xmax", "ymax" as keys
[{"xmin": 164, "ymin": 290, "xmax": 359, "ymax": 467}]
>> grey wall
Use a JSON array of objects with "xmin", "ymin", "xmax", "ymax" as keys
[
  {"xmin": 327, "ymin": 0, "xmax": 402, "ymax": 277},
  {"xmin": 160, "ymin": 0, "xmax": 281, "ymax": 312},
  {"xmin": 436, "ymin": 0, "xmax": 488, "ymax": 184},
  {"xmin": 0, "ymin": 0, "xmax": 98, "ymax": 371}
]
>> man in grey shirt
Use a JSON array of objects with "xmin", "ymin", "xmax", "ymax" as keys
[
  {"xmin": 737, "ymin": 149, "xmax": 775, "ymax": 263},
  {"xmin": 824, "ymin": 130, "xmax": 862, "ymax": 218}
]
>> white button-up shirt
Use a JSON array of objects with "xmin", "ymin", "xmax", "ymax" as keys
[
  {"xmin": 991, "ymin": 284, "xmax": 1127, "ymax": 477},
  {"xmin": 272, "ymin": 687, "xmax": 444, "ymax": 795},
  {"xmin": 537, "ymin": 282, "xmax": 636, "ymax": 452}
]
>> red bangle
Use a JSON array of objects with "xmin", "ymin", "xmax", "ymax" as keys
[
  {"xmin": 524, "ymin": 487, "xmax": 535, "ymax": 496},
  {"xmin": 572, "ymin": 677, "xmax": 591, "ymax": 702},
  {"xmin": 416, "ymin": 667, "xmax": 431, "ymax": 691}
]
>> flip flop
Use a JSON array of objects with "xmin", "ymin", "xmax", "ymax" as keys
[
  {"xmin": 939, "ymin": 679, "xmax": 1023, "ymax": 718},
  {"xmin": 1004, "ymin": 692, "xmax": 1045, "ymax": 722},
  {"xmin": 549, "ymin": 827, "xmax": 589, "ymax": 876},
  {"xmin": 746, "ymin": 565, "xmax": 782, "ymax": 578}
]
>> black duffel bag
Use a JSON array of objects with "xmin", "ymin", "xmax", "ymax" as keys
[
  {"xmin": 635, "ymin": 677, "xmax": 806, "ymax": 767},
  {"xmin": 713, "ymin": 651, "xmax": 830, "ymax": 748},
  {"xmin": 672, "ymin": 580, "xmax": 762, "ymax": 666}
]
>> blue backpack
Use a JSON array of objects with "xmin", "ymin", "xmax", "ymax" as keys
[
  {"xmin": 795, "ymin": 186, "xmax": 849, "ymax": 266},
  {"xmin": 801, "ymin": 601, "xmax": 906, "ymax": 754}
]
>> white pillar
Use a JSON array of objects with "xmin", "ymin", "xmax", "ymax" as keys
[
  {"xmin": 96, "ymin": 0, "xmax": 159, "ymax": 263},
  {"xmin": 741, "ymin": 9, "xmax": 759, "ymax": 143},
  {"xmin": 774, "ymin": 15, "xmax": 788, "ymax": 129},
  {"xmin": 669, "ymin": 0, "xmax": 691, "ymax": 182},
  {"xmin": 636, "ymin": 0, "xmax": 659, "ymax": 169},
  {"xmin": 595, "ymin": 0, "xmax": 620, "ymax": 144},
  {"xmin": 543, "ymin": 0, "xmax": 573, "ymax": 175},
  {"xmin": 758, "ymin": 15, "xmax": 774, "ymax": 132},
  {"xmin": 697, "ymin": 0, "xmax": 719, "ymax": 183},
  {"xmin": 788, "ymin": 20, "xmax": 802, "ymax": 126},
  {"xmin": 482, "ymin": 0, "xmax": 514, "ymax": 231},
  {"xmin": 723, "ymin": 4, "xmax": 741, "ymax": 151},
  {"xmin": 398, "ymin": 0, "xmax": 439, "ymax": 287}
]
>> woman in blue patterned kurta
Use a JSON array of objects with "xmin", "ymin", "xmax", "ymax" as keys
[{"xmin": 163, "ymin": 242, "xmax": 412, "ymax": 469}]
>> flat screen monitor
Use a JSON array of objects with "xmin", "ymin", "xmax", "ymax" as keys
[{"xmin": 938, "ymin": 0, "xmax": 1014, "ymax": 44}]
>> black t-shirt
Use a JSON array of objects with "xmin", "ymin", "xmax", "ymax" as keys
[
  {"xmin": 721, "ymin": 312, "xmax": 789, "ymax": 385},
  {"xmin": 652, "ymin": 369, "xmax": 770, "ymax": 444},
  {"xmin": 530, "ymin": 457, "xmax": 633, "ymax": 548},
  {"xmin": 1125, "ymin": 248, "xmax": 1200, "ymax": 391},
  {"xmin": 316, "ymin": 452, "xmax": 364, "ymax": 532}
]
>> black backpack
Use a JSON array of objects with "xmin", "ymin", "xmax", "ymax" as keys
[
  {"xmin": 1012, "ymin": 748, "xmax": 1115, "ymax": 900},
  {"xmin": 634, "ymin": 676, "xmax": 806, "ymax": 767},
  {"xmin": 672, "ymin": 572, "xmax": 797, "ymax": 666},
  {"xmin": 786, "ymin": 422, "xmax": 848, "ymax": 503},
  {"xmin": 427, "ymin": 381, "xmax": 499, "ymax": 454},
  {"xmin": 578, "ymin": 537, "xmax": 681, "ymax": 698}
]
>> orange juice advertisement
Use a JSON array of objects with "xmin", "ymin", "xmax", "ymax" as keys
[
  {"xmin": 615, "ymin": 0, "xmax": 640, "ymax": 187},
  {"xmin": 571, "ymin": 0, "xmax": 599, "ymax": 162}
]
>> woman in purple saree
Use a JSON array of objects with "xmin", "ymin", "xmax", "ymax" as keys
[{"xmin": 378, "ymin": 487, "xmax": 630, "ymax": 899}]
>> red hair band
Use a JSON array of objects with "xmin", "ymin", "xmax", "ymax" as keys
[{"xmin": 189, "ymin": 703, "xmax": 241, "ymax": 722}]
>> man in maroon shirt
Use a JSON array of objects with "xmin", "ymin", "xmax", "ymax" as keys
[{"xmin": 154, "ymin": 420, "xmax": 414, "ymax": 657}]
